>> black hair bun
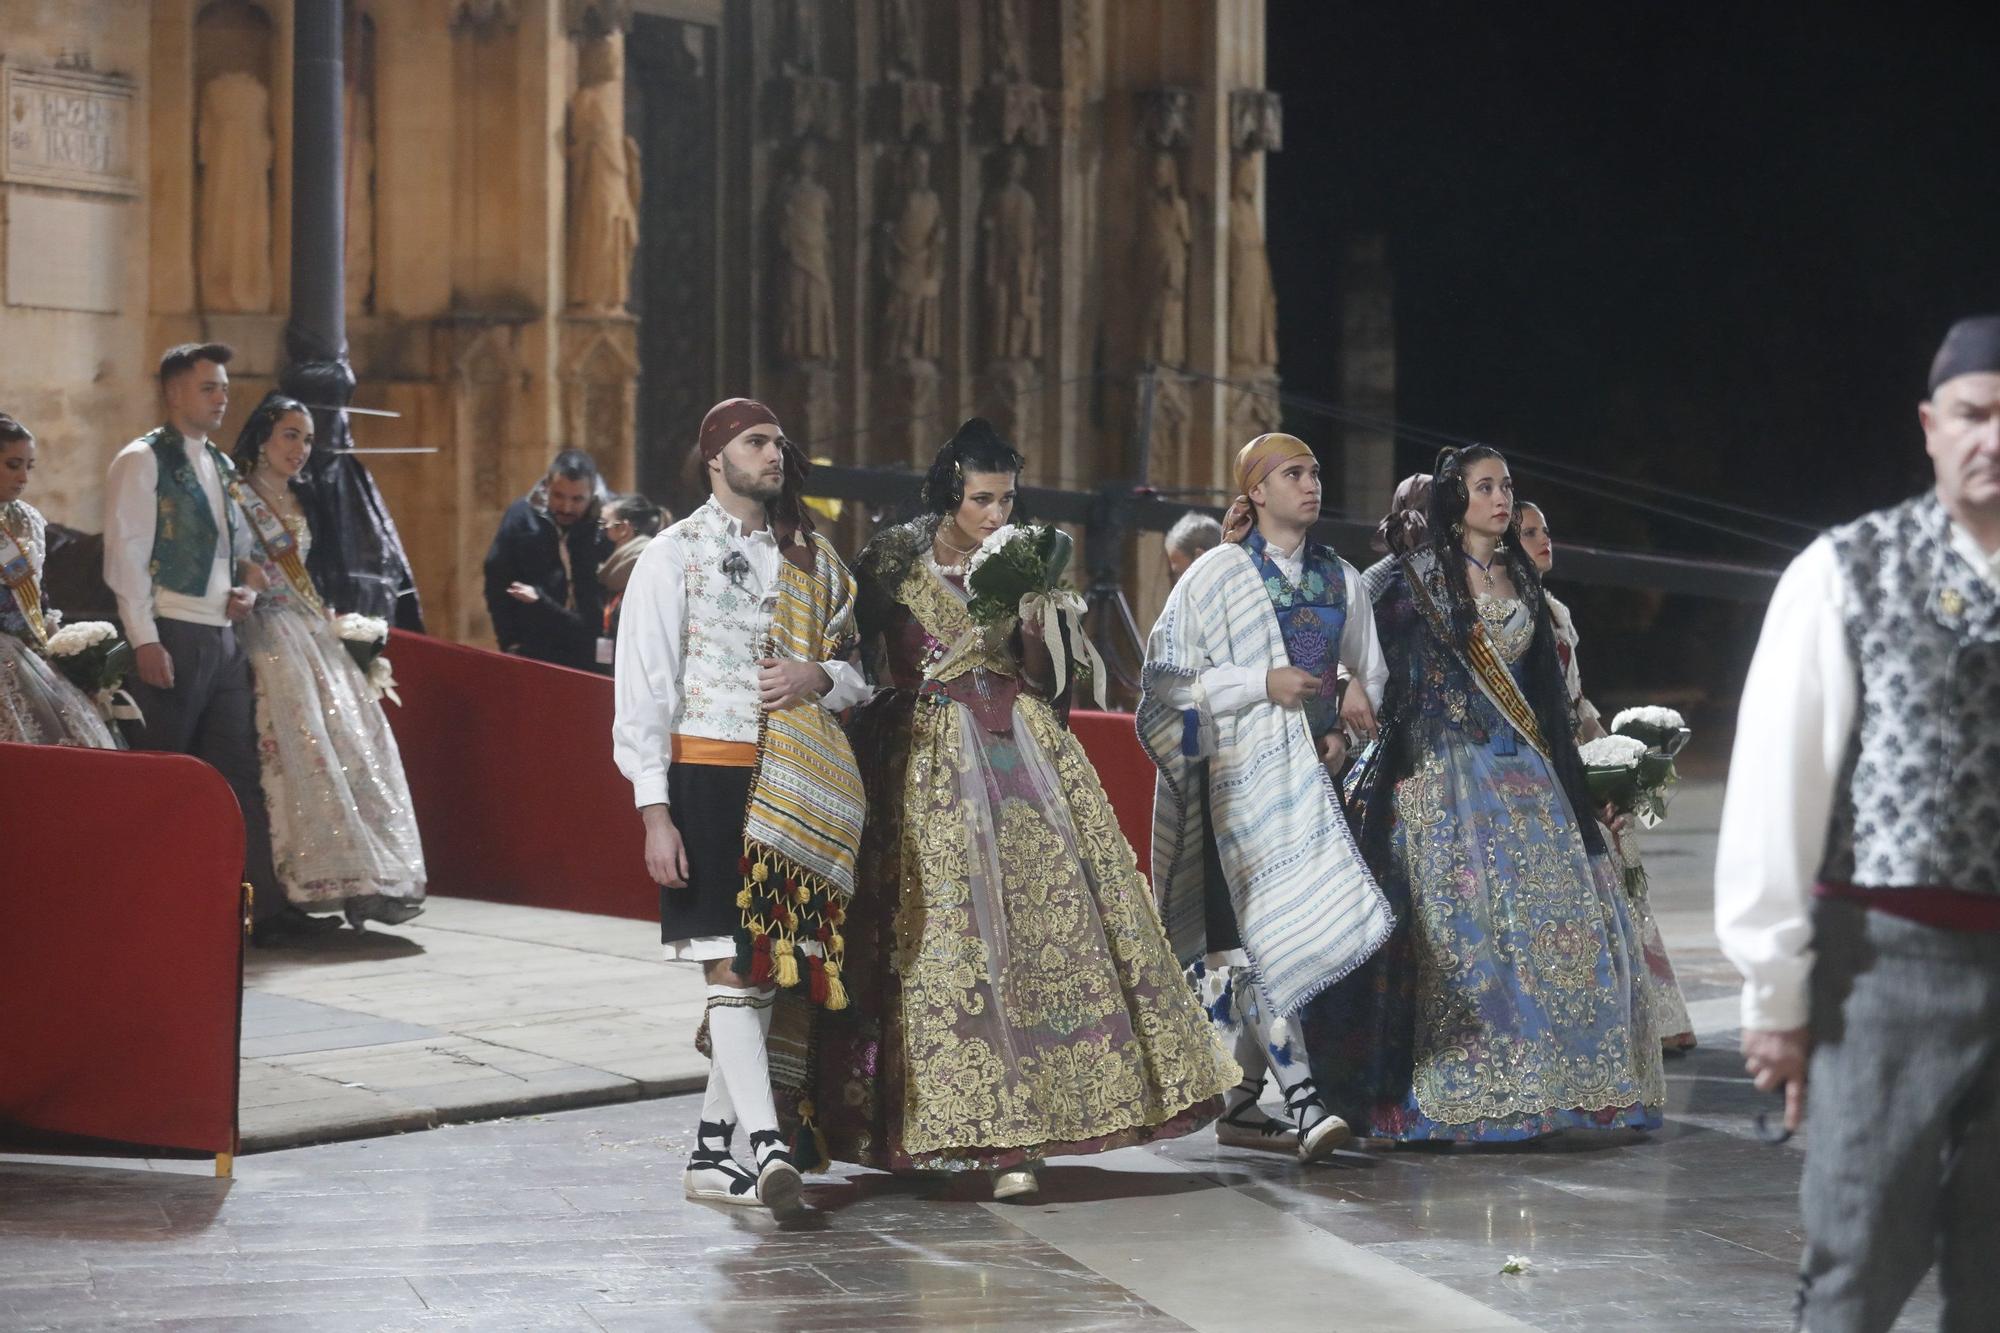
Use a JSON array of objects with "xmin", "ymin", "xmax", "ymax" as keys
[
  {"xmin": 923, "ymin": 417, "xmax": 1027, "ymax": 514},
  {"xmin": 947, "ymin": 417, "xmax": 1008, "ymax": 455}
]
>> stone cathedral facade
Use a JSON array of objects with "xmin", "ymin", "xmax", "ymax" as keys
[{"xmin": 1, "ymin": 0, "xmax": 1341, "ymax": 646}]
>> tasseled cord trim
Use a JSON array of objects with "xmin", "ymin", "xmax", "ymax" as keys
[
  {"xmin": 732, "ymin": 842, "xmax": 850, "ymax": 1012},
  {"xmin": 790, "ymin": 1096, "xmax": 832, "ymax": 1173}
]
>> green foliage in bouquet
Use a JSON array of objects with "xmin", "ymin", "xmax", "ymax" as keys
[
  {"xmin": 1580, "ymin": 734, "xmax": 1647, "ymax": 814},
  {"xmin": 964, "ymin": 525, "xmax": 1076, "ymax": 628},
  {"xmin": 1611, "ymin": 706, "xmax": 1691, "ymax": 826},
  {"xmin": 43, "ymin": 621, "xmax": 135, "ymax": 696},
  {"xmin": 57, "ymin": 640, "xmax": 133, "ymax": 695}
]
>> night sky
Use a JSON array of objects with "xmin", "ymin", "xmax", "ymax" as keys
[{"xmin": 1266, "ymin": 3, "xmax": 2000, "ymax": 567}]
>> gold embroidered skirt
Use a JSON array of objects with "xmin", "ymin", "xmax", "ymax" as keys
[{"xmin": 804, "ymin": 688, "xmax": 1235, "ymax": 1171}]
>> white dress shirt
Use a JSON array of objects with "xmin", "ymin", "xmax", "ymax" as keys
[
  {"xmin": 103, "ymin": 432, "xmax": 247, "ymax": 648},
  {"xmin": 611, "ymin": 506, "xmax": 870, "ymax": 810},
  {"xmin": 1715, "ymin": 520, "xmax": 2000, "ymax": 1031},
  {"xmin": 1177, "ymin": 539, "xmax": 1388, "ymax": 723}
]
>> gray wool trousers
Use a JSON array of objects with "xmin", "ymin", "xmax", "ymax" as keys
[
  {"xmin": 1797, "ymin": 897, "xmax": 2000, "ymax": 1333},
  {"xmin": 120, "ymin": 618, "xmax": 282, "ymax": 923}
]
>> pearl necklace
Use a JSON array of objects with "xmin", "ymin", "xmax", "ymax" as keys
[{"xmin": 930, "ymin": 530, "xmax": 978, "ymax": 578}]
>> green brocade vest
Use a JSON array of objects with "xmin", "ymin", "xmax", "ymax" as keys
[{"xmin": 146, "ymin": 426, "xmax": 240, "ymax": 596}]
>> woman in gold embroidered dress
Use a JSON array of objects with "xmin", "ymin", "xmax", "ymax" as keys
[{"xmin": 814, "ymin": 419, "xmax": 1235, "ymax": 1199}]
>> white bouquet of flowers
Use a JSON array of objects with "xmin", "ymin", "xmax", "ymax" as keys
[
  {"xmin": 333, "ymin": 612, "xmax": 400, "ymax": 707},
  {"xmin": 1610, "ymin": 704, "xmax": 1692, "ymax": 827},
  {"xmin": 44, "ymin": 619, "xmax": 142, "ymax": 723},
  {"xmin": 1610, "ymin": 704, "xmax": 1691, "ymax": 757},
  {"xmin": 960, "ymin": 523, "xmax": 1105, "ymax": 709},
  {"xmin": 1579, "ymin": 733, "xmax": 1648, "ymax": 813}
]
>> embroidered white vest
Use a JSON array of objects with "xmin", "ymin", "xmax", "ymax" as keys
[{"xmin": 671, "ymin": 501, "xmax": 770, "ymax": 743}]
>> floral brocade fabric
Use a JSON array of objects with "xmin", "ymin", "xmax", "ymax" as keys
[
  {"xmin": 810, "ymin": 536, "xmax": 1235, "ymax": 1170},
  {"xmin": 0, "ymin": 501, "xmax": 121, "ymax": 750},
  {"xmin": 240, "ymin": 510, "xmax": 427, "ymax": 924},
  {"xmin": 1305, "ymin": 582, "xmax": 1666, "ymax": 1141}
]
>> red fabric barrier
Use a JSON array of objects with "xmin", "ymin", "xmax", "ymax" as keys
[
  {"xmin": 384, "ymin": 631, "xmax": 652, "ymax": 921},
  {"xmin": 384, "ymin": 635, "xmax": 1166, "ymax": 908},
  {"xmin": 1069, "ymin": 709, "xmax": 1157, "ymax": 879},
  {"xmin": 0, "ymin": 742, "xmax": 243, "ymax": 1158}
]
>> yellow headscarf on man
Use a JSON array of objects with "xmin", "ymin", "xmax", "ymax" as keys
[{"xmin": 1221, "ymin": 432, "xmax": 1315, "ymax": 543}]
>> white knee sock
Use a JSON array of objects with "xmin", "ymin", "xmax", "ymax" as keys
[
  {"xmin": 1239, "ymin": 985, "xmax": 1324, "ymax": 1128},
  {"xmin": 699, "ymin": 1056, "xmax": 735, "ymax": 1125},
  {"xmin": 705, "ymin": 984, "xmax": 779, "ymax": 1150},
  {"xmin": 1228, "ymin": 1011, "xmax": 1269, "ymax": 1110}
]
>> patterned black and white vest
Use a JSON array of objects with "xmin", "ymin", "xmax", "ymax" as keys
[{"xmin": 1819, "ymin": 494, "xmax": 2000, "ymax": 894}]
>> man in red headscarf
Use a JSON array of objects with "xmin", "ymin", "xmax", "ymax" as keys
[{"xmin": 612, "ymin": 398, "xmax": 870, "ymax": 1219}]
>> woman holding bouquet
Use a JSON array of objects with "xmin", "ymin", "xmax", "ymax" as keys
[
  {"xmin": 232, "ymin": 394, "xmax": 426, "ymax": 928},
  {"xmin": 809, "ymin": 417, "xmax": 1235, "ymax": 1199},
  {"xmin": 1302, "ymin": 446, "xmax": 1664, "ymax": 1142},
  {"xmin": 1516, "ymin": 500, "xmax": 1695, "ymax": 1051},
  {"xmin": 0, "ymin": 414, "xmax": 122, "ymax": 748}
]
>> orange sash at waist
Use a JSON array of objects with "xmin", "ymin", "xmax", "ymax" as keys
[{"xmin": 671, "ymin": 734, "xmax": 758, "ymax": 768}]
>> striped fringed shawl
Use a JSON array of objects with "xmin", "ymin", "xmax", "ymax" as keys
[
  {"xmin": 1136, "ymin": 543, "xmax": 1393, "ymax": 1018},
  {"xmin": 738, "ymin": 532, "xmax": 866, "ymax": 1011}
]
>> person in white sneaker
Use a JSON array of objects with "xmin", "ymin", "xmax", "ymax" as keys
[
  {"xmin": 612, "ymin": 398, "xmax": 870, "ymax": 1218},
  {"xmin": 1140, "ymin": 432, "xmax": 1390, "ymax": 1163}
]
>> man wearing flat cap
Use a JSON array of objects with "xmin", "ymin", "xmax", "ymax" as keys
[
  {"xmin": 612, "ymin": 398, "xmax": 870, "ymax": 1219},
  {"xmin": 1717, "ymin": 316, "xmax": 2000, "ymax": 1332}
]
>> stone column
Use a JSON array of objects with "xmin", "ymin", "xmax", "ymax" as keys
[
  {"xmin": 281, "ymin": 0, "xmax": 423, "ymax": 629},
  {"xmin": 285, "ymin": 0, "xmax": 345, "ymax": 366},
  {"xmin": 1341, "ymin": 234, "xmax": 1397, "ymax": 526}
]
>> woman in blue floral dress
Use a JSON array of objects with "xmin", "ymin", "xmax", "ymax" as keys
[{"xmin": 1305, "ymin": 446, "xmax": 1664, "ymax": 1142}]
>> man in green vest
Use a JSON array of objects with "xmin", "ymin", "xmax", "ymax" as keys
[{"xmin": 104, "ymin": 343, "xmax": 312, "ymax": 943}]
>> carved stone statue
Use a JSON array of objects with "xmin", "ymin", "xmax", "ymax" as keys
[
  {"xmin": 453, "ymin": 0, "xmax": 522, "ymax": 32},
  {"xmin": 1230, "ymin": 90, "xmax": 1284, "ymax": 154},
  {"xmin": 1227, "ymin": 156, "xmax": 1278, "ymax": 371},
  {"xmin": 883, "ymin": 0, "xmax": 923, "ymax": 77},
  {"xmin": 1137, "ymin": 151, "xmax": 1191, "ymax": 366},
  {"xmin": 980, "ymin": 147, "xmax": 1042, "ymax": 362},
  {"xmin": 1141, "ymin": 87, "xmax": 1195, "ymax": 150},
  {"xmin": 781, "ymin": 0, "xmax": 822, "ymax": 75},
  {"xmin": 775, "ymin": 141, "xmax": 837, "ymax": 363},
  {"xmin": 566, "ymin": 35, "xmax": 641, "ymax": 313},
  {"xmin": 987, "ymin": 0, "xmax": 1030, "ymax": 83},
  {"xmin": 196, "ymin": 71, "xmax": 274, "ymax": 314},
  {"xmin": 880, "ymin": 146, "xmax": 943, "ymax": 365}
]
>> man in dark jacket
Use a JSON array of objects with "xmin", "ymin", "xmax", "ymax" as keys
[{"xmin": 483, "ymin": 449, "xmax": 612, "ymax": 672}]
